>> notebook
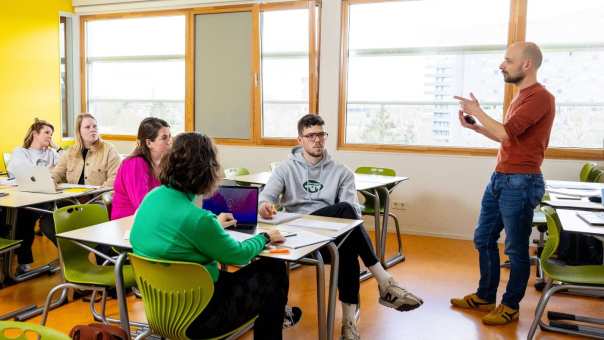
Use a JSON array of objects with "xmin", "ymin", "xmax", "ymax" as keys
[
  {"xmin": 576, "ymin": 211, "xmax": 604, "ymax": 226},
  {"xmin": 258, "ymin": 211, "xmax": 301, "ymax": 225},
  {"xmin": 203, "ymin": 185, "xmax": 259, "ymax": 234}
]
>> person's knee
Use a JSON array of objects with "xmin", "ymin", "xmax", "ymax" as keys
[
  {"xmin": 504, "ymin": 241, "xmax": 530, "ymax": 263},
  {"xmin": 334, "ymin": 202, "xmax": 358, "ymax": 218}
]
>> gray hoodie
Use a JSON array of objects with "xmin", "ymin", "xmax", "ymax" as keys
[{"xmin": 259, "ymin": 146, "xmax": 361, "ymax": 217}]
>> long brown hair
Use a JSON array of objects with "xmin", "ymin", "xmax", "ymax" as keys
[
  {"xmin": 130, "ymin": 117, "xmax": 170, "ymax": 170},
  {"xmin": 23, "ymin": 118, "xmax": 54, "ymax": 148},
  {"xmin": 73, "ymin": 113, "xmax": 99, "ymax": 152}
]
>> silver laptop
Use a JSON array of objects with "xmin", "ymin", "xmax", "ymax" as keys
[{"xmin": 15, "ymin": 166, "xmax": 60, "ymax": 194}]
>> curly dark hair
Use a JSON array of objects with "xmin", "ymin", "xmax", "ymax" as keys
[{"xmin": 159, "ymin": 133, "xmax": 221, "ymax": 195}]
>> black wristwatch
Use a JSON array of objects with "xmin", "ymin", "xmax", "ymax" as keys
[{"xmin": 260, "ymin": 232, "xmax": 271, "ymax": 245}]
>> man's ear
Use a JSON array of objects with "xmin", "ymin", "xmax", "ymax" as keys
[
  {"xmin": 297, "ymin": 136, "xmax": 303, "ymax": 145},
  {"xmin": 522, "ymin": 58, "xmax": 532, "ymax": 72}
]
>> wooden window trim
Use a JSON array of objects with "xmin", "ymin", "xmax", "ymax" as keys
[
  {"xmin": 338, "ymin": 0, "xmax": 604, "ymax": 160},
  {"xmin": 81, "ymin": 2, "xmax": 319, "ymax": 146}
]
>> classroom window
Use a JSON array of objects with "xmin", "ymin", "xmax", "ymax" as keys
[
  {"xmin": 84, "ymin": 15, "xmax": 185, "ymax": 135},
  {"xmin": 342, "ymin": 0, "xmax": 509, "ymax": 148},
  {"xmin": 60, "ymin": 15, "xmax": 75, "ymax": 137},
  {"xmin": 261, "ymin": 8, "xmax": 311, "ymax": 138},
  {"xmin": 526, "ymin": 0, "xmax": 604, "ymax": 149}
]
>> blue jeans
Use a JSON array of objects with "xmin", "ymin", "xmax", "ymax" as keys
[{"xmin": 474, "ymin": 172, "xmax": 545, "ymax": 310}]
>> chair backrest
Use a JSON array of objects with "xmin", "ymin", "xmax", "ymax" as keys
[
  {"xmin": 2, "ymin": 152, "xmax": 11, "ymax": 172},
  {"xmin": 355, "ymin": 167, "xmax": 396, "ymax": 208},
  {"xmin": 355, "ymin": 166, "xmax": 396, "ymax": 177},
  {"xmin": 593, "ymin": 169, "xmax": 604, "ymax": 183},
  {"xmin": 540, "ymin": 206, "xmax": 562, "ymax": 276},
  {"xmin": 0, "ymin": 320, "xmax": 71, "ymax": 340},
  {"xmin": 224, "ymin": 167, "xmax": 250, "ymax": 180},
  {"xmin": 129, "ymin": 253, "xmax": 214, "ymax": 340},
  {"xmin": 53, "ymin": 204, "xmax": 109, "ymax": 282},
  {"xmin": 579, "ymin": 162, "xmax": 598, "ymax": 182}
]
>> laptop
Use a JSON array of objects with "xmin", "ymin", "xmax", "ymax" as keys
[
  {"xmin": 15, "ymin": 166, "xmax": 60, "ymax": 194},
  {"xmin": 577, "ymin": 211, "xmax": 604, "ymax": 226},
  {"xmin": 202, "ymin": 185, "xmax": 259, "ymax": 234}
]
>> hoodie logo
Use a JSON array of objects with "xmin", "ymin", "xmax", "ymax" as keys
[{"xmin": 303, "ymin": 180, "xmax": 324, "ymax": 194}]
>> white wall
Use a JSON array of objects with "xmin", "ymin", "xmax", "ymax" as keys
[{"xmin": 109, "ymin": 0, "xmax": 595, "ymax": 240}]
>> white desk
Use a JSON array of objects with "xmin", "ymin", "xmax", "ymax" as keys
[
  {"xmin": 234, "ymin": 171, "xmax": 409, "ymax": 268},
  {"xmin": 0, "ymin": 185, "xmax": 111, "ymax": 320},
  {"xmin": 544, "ymin": 180, "xmax": 604, "ymax": 211},
  {"xmin": 57, "ymin": 214, "xmax": 362, "ymax": 340},
  {"xmin": 556, "ymin": 209, "xmax": 604, "ymax": 236}
]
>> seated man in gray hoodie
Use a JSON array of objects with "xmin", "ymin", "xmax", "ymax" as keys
[{"xmin": 259, "ymin": 114, "xmax": 423, "ymax": 340}]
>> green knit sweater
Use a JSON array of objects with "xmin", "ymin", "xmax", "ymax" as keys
[{"xmin": 130, "ymin": 185, "xmax": 266, "ymax": 282}]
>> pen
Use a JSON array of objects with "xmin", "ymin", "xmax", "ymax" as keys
[
  {"xmin": 284, "ymin": 233, "xmax": 297, "ymax": 237},
  {"xmin": 557, "ymin": 197, "xmax": 581, "ymax": 200}
]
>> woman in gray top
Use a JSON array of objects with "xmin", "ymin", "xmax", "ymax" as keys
[{"xmin": 7, "ymin": 119, "xmax": 59, "ymax": 273}]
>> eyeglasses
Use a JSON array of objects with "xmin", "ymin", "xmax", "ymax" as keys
[{"xmin": 301, "ymin": 132, "xmax": 329, "ymax": 140}]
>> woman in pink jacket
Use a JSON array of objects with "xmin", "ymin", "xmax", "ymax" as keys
[{"xmin": 111, "ymin": 117, "xmax": 172, "ymax": 220}]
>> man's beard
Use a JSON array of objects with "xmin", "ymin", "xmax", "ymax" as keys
[{"xmin": 503, "ymin": 71, "xmax": 525, "ymax": 84}]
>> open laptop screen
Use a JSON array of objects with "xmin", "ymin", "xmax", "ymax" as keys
[{"xmin": 202, "ymin": 186, "xmax": 259, "ymax": 226}]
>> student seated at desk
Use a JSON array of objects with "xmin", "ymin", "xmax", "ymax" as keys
[
  {"xmin": 6, "ymin": 119, "xmax": 60, "ymax": 274},
  {"xmin": 44, "ymin": 113, "xmax": 120, "ymax": 246},
  {"xmin": 51, "ymin": 113, "xmax": 121, "ymax": 188},
  {"xmin": 131, "ymin": 132, "xmax": 294, "ymax": 340},
  {"xmin": 259, "ymin": 114, "xmax": 423, "ymax": 340},
  {"xmin": 111, "ymin": 117, "xmax": 171, "ymax": 220}
]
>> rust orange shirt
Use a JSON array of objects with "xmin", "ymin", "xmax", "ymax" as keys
[{"xmin": 496, "ymin": 82, "xmax": 555, "ymax": 174}]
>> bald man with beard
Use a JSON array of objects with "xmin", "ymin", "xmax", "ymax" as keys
[{"xmin": 450, "ymin": 42, "xmax": 555, "ymax": 325}]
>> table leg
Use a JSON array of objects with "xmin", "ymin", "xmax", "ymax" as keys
[
  {"xmin": 326, "ymin": 242, "xmax": 339, "ymax": 340},
  {"xmin": 313, "ymin": 250, "xmax": 326, "ymax": 340},
  {"xmin": 371, "ymin": 189, "xmax": 382, "ymax": 261}
]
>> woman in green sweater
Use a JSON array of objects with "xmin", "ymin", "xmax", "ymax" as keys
[{"xmin": 131, "ymin": 133, "xmax": 289, "ymax": 339}]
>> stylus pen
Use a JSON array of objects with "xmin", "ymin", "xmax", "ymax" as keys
[{"xmin": 284, "ymin": 233, "xmax": 297, "ymax": 237}]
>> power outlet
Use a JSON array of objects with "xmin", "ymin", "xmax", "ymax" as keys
[{"xmin": 391, "ymin": 201, "xmax": 406, "ymax": 210}]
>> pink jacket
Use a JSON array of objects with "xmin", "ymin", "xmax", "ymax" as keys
[{"xmin": 111, "ymin": 156, "xmax": 160, "ymax": 220}]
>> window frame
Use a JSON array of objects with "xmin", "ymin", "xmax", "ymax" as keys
[
  {"xmin": 79, "ymin": 1, "xmax": 320, "ymax": 145},
  {"xmin": 338, "ymin": 0, "xmax": 604, "ymax": 160},
  {"xmin": 80, "ymin": 9, "xmax": 189, "ymax": 141}
]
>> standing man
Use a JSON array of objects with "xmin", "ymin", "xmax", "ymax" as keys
[
  {"xmin": 260, "ymin": 114, "xmax": 423, "ymax": 340},
  {"xmin": 450, "ymin": 42, "xmax": 555, "ymax": 325}
]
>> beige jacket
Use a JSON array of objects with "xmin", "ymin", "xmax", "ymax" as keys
[{"xmin": 52, "ymin": 140, "xmax": 121, "ymax": 187}]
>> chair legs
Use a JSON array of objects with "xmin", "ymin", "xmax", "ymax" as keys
[
  {"xmin": 383, "ymin": 213, "xmax": 405, "ymax": 268},
  {"xmin": 41, "ymin": 282, "xmax": 106, "ymax": 326}
]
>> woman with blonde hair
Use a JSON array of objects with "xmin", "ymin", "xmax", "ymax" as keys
[
  {"xmin": 51, "ymin": 113, "xmax": 120, "ymax": 187},
  {"xmin": 6, "ymin": 119, "xmax": 59, "ymax": 273}
]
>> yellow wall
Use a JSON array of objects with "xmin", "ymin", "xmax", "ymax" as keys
[{"xmin": 0, "ymin": 0, "xmax": 73, "ymax": 171}]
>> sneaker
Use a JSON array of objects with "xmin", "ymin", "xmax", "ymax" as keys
[
  {"xmin": 340, "ymin": 320, "xmax": 360, "ymax": 340},
  {"xmin": 378, "ymin": 278, "xmax": 423, "ymax": 312},
  {"xmin": 482, "ymin": 304, "xmax": 519, "ymax": 325},
  {"xmin": 16, "ymin": 264, "xmax": 31, "ymax": 275},
  {"xmin": 450, "ymin": 293, "xmax": 495, "ymax": 312},
  {"xmin": 283, "ymin": 306, "xmax": 302, "ymax": 328}
]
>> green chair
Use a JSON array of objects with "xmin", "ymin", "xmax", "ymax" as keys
[
  {"xmin": 527, "ymin": 206, "xmax": 604, "ymax": 339},
  {"xmin": 355, "ymin": 166, "xmax": 404, "ymax": 267},
  {"xmin": 2, "ymin": 153, "xmax": 11, "ymax": 175},
  {"xmin": 593, "ymin": 168, "xmax": 604, "ymax": 183},
  {"xmin": 579, "ymin": 162, "xmax": 599, "ymax": 182},
  {"xmin": 40, "ymin": 204, "xmax": 137, "ymax": 326},
  {"xmin": 0, "ymin": 238, "xmax": 22, "ymax": 286},
  {"xmin": 129, "ymin": 253, "xmax": 256, "ymax": 340},
  {"xmin": 224, "ymin": 167, "xmax": 250, "ymax": 180},
  {"xmin": 0, "ymin": 321, "xmax": 70, "ymax": 340}
]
